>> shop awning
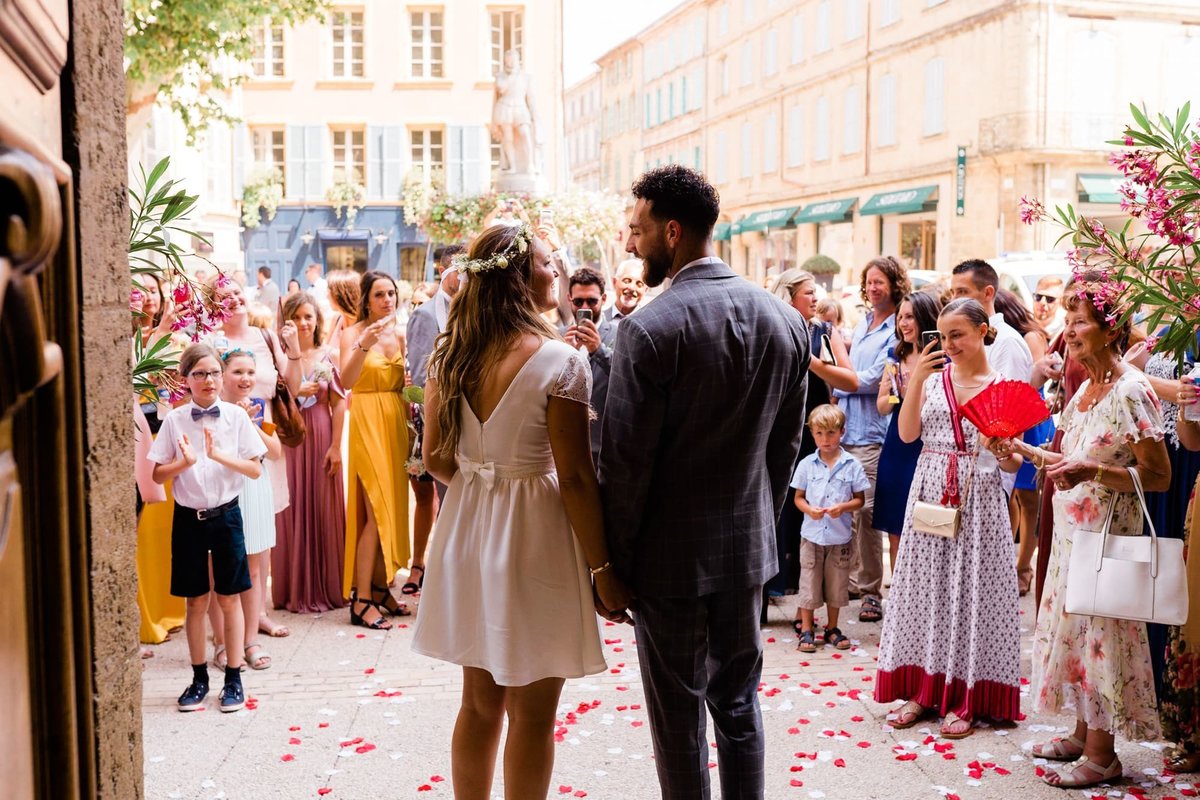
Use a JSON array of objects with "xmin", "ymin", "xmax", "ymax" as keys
[
  {"xmin": 714, "ymin": 222, "xmax": 732, "ymax": 241},
  {"xmin": 1077, "ymin": 173, "xmax": 1125, "ymax": 204},
  {"xmin": 794, "ymin": 197, "xmax": 856, "ymax": 224},
  {"xmin": 860, "ymin": 185, "xmax": 938, "ymax": 216},
  {"xmin": 738, "ymin": 206, "xmax": 801, "ymax": 233}
]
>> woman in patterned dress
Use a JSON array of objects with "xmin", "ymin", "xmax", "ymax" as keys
[
  {"xmin": 997, "ymin": 273, "xmax": 1171, "ymax": 789},
  {"xmin": 875, "ymin": 298, "xmax": 1023, "ymax": 739}
]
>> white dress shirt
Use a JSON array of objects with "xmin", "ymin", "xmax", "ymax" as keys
[
  {"xmin": 433, "ymin": 288, "xmax": 452, "ymax": 333},
  {"xmin": 986, "ymin": 313, "xmax": 1033, "ymax": 493},
  {"xmin": 147, "ymin": 400, "xmax": 268, "ymax": 510}
]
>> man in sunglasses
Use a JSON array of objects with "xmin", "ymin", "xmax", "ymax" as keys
[
  {"xmin": 563, "ymin": 267, "xmax": 617, "ymax": 462},
  {"xmin": 1031, "ymin": 275, "xmax": 1066, "ymax": 337}
]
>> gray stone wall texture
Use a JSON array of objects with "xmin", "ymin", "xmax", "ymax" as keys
[{"xmin": 66, "ymin": 0, "xmax": 143, "ymax": 796}]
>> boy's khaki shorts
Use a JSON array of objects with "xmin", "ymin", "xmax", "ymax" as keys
[{"xmin": 797, "ymin": 539, "xmax": 851, "ymax": 610}]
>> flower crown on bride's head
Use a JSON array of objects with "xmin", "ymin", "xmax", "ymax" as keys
[{"xmin": 451, "ymin": 224, "xmax": 534, "ymax": 276}]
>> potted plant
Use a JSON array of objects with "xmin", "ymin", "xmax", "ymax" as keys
[
  {"xmin": 326, "ymin": 177, "xmax": 366, "ymax": 227},
  {"xmin": 240, "ymin": 165, "xmax": 283, "ymax": 229}
]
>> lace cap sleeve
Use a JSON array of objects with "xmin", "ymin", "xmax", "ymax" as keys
[{"xmin": 550, "ymin": 347, "xmax": 592, "ymax": 405}]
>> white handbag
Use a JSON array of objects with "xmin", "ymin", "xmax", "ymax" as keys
[{"xmin": 1064, "ymin": 466, "xmax": 1189, "ymax": 626}]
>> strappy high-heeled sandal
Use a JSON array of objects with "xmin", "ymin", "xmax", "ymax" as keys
[
  {"xmin": 372, "ymin": 583, "xmax": 412, "ymax": 617},
  {"xmin": 349, "ymin": 591, "xmax": 393, "ymax": 630},
  {"xmin": 400, "ymin": 565, "xmax": 425, "ymax": 595}
]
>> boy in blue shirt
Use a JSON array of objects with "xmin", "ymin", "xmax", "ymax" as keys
[{"xmin": 791, "ymin": 404, "xmax": 869, "ymax": 653}]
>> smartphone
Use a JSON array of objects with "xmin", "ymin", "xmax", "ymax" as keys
[
  {"xmin": 539, "ymin": 207, "xmax": 554, "ymax": 225},
  {"xmin": 504, "ymin": 198, "xmax": 515, "ymax": 212},
  {"xmin": 921, "ymin": 330, "xmax": 942, "ymax": 351},
  {"xmin": 248, "ymin": 397, "xmax": 266, "ymax": 427},
  {"xmin": 575, "ymin": 308, "xmax": 593, "ymax": 324}
]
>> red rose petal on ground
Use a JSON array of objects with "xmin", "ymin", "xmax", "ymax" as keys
[
  {"xmin": 631, "ymin": 721, "xmax": 644, "ymax": 727},
  {"xmin": 430, "ymin": 776, "xmax": 445, "ymax": 783},
  {"xmin": 851, "ymin": 716, "xmax": 864, "ymax": 723},
  {"xmin": 790, "ymin": 766, "xmax": 804, "ymax": 772},
  {"xmin": 799, "ymin": 661, "xmax": 810, "ymax": 667},
  {"xmin": 417, "ymin": 786, "xmax": 432, "ymax": 792},
  {"xmin": 857, "ymin": 742, "xmax": 871, "ymax": 749},
  {"xmin": 574, "ymin": 792, "xmax": 587, "ymax": 798},
  {"xmin": 796, "ymin": 718, "xmax": 811, "ymax": 725},
  {"xmin": 615, "ymin": 686, "xmax": 628, "ymax": 691},
  {"xmin": 968, "ymin": 769, "xmax": 983, "ymax": 780},
  {"xmin": 281, "ymin": 754, "xmax": 295, "ymax": 762},
  {"xmin": 787, "ymin": 727, "xmax": 800, "ymax": 735},
  {"xmin": 1034, "ymin": 766, "xmax": 1046, "ymax": 777},
  {"xmin": 631, "ymin": 704, "xmax": 641, "ymax": 710},
  {"xmin": 355, "ymin": 634, "xmax": 366, "ymax": 639},
  {"xmin": 834, "ymin": 758, "xmax": 846, "ymax": 768},
  {"xmin": 364, "ymin": 668, "xmax": 375, "ymax": 674},
  {"xmin": 790, "ymin": 779, "xmax": 804, "ymax": 787},
  {"xmin": 558, "ymin": 786, "xmax": 572, "ymax": 794},
  {"xmin": 946, "ymin": 795, "xmax": 961, "ymax": 800},
  {"xmin": 289, "ymin": 726, "xmax": 301, "ymax": 731},
  {"xmin": 779, "ymin": 674, "xmax": 791, "ymax": 680},
  {"xmin": 317, "ymin": 789, "xmax": 332, "ymax": 797},
  {"xmin": 895, "ymin": 753, "xmax": 918, "ymax": 761},
  {"xmin": 318, "ymin": 722, "xmax": 330, "ymax": 728},
  {"xmin": 289, "ymin": 737, "xmax": 301, "ymax": 745},
  {"xmin": 355, "ymin": 743, "xmax": 376, "ymax": 754},
  {"xmin": 708, "ymin": 762, "xmax": 717, "ymax": 768},
  {"xmin": 767, "ymin": 637, "xmax": 777, "ymax": 643},
  {"xmin": 994, "ymin": 767, "xmax": 1010, "ymax": 776},
  {"xmin": 943, "ymin": 753, "xmax": 957, "ymax": 760}
]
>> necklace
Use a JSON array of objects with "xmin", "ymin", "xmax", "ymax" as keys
[{"xmin": 951, "ymin": 371, "xmax": 995, "ymax": 389}]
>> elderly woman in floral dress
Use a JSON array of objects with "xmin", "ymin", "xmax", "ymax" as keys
[{"xmin": 997, "ymin": 271, "xmax": 1171, "ymax": 790}]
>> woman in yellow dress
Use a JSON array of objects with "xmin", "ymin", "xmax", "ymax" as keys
[
  {"xmin": 133, "ymin": 273, "xmax": 186, "ymax": 644},
  {"xmin": 339, "ymin": 271, "xmax": 411, "ymax": 629}
]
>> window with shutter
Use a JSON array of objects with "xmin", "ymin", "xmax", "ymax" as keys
[
  {"xmin": 923, "ymin": 58, "xmax": 944, "ymax": 136},
  {"xmin": 764, "ymin": 29, "xmax": 778, "ymax": 76},
  {"xmin": 715, "ymin": 131, "xmax": 729, "ymax": 184},
  {"xmin": 740, "ymin": 122, "xmax": 752, "ymax": 178},
  {"xmin": 790, "ymin": 14, "xmax": 804, "ymax": 64},
  {"xmin": 816, "ymin": 1, "xmax": 830, "ymax": 52},
  {"xmin": 814, "ymin": 96, "xmax": 829, "ymax": 161},
  {"xmin": 740, "ymin": 40, "xmax": 753, "ymax": 86},
  {"xmin": 763, "ymin": 113, "xmax": 778, "ymax": 173},
  {"xmin": 787, "ymin": 105, "xmax": 804, "ymax": 167},
  {"xmin": 877, "ymin": 74, "xmax": 896, "ymax": 147},
  {"xmin": 843, "ymin": 85, "xmax": 861, "ymax": 154}
]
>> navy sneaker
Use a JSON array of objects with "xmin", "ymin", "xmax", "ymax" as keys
[
  {"xmin": 177, "ymin": 681, "xmax": 209, "ymax": 712},
  {"xmin": 219, "ymin": 681, "xmax": 245, "ymax": 713}
]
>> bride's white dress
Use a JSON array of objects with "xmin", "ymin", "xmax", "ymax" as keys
[{"xmin": 411, "ymin": 340, "xmax": 607, "ymax": 686}]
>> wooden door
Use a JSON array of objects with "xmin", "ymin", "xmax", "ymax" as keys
[{"xmin": 1, "ymin": 0, "xmax": 95, "ymax": 797}]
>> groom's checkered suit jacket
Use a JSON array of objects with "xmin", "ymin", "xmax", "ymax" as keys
[{"xmin": 598, "ymin": 259, "xmax": 810, "ymax": 597}]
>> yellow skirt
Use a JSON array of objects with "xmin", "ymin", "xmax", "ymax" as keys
[{"xmin": 137, "ymin": 481, "xmax": 185, "ymax": 644}]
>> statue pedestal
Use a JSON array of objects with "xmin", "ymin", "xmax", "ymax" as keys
[{"xmin": 494, "ymin": 172, "xmax": 542, "ymax": 195}]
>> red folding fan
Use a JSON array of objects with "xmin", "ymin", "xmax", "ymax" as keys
[{"xmin": 960, "ymin": 380, "xmax": 1051, "ymax": 439}]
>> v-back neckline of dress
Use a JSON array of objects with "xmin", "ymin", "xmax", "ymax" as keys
[{"xmin": 465, "ymin": 340, "xmax": 549, "ymax": 426}]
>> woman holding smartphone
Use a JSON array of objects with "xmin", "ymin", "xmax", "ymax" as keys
[{"xmin": 339, "ymin": 271, "xmax": 411, "ymax": 629}]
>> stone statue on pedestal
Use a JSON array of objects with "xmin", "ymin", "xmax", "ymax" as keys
[{"xmin": 491, "ymin": 49, "xmax": 542, "ymax": 192}]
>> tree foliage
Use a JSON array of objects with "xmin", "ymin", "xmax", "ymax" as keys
[{"xmin": 125, "ymin": 0, "xmax": 327, "ymax": 140}]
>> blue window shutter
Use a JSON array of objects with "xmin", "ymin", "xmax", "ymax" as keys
[
  {"xmin": 462, "ymin": 126, "xmax": 485, "ymax": 195},
  {"xmin": 286, "ymin": 124, "xmax": 306, "ymax": 200},
  {"xmin": 305, "ymin": 125, "xmax": 325, "ymax": 199},
  {"xmin": 383, "ymin": 126, "xmax": 404, "ymax": 200},
  {"xmin": 367, "ymin": 125, "xmax": 384, "ymax": 199},
  {"xmin": 446, "ymin": 126, "xmax": 464, "ymax": 195},
  {"xmin": 232, "ymin": 124, "xmax": 247, "ymax": 197}
]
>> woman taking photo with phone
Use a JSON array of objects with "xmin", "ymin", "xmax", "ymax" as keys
[
  {"xmin": 874, "ymin": 298, "xmax": 1022, "ymax": 741},
  {"xmin": 339, "ymin": 271, "xmax": 411, "ymax": 629}
]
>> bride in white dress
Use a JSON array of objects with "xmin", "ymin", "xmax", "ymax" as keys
[{"xmin": 411, "ymin": 223, "xmax": 631, "ymax": 800}]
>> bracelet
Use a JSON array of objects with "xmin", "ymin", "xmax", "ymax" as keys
[
  {"xmin": 355, "ymin": 341, "xmax": 370, "ymax": 353},
  {"xmin": 287, "ymin": 355, "xmax": 300, "ymax": 361},
  {"xmin": 1094, "ymin": 464, "xmax": 1106, "ymax": 483},
  {"xmin": 589, "ymin": 561, "xmax": 612, "ymax": 576}
]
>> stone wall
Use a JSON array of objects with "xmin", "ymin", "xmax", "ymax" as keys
[{"xmin": 63, "ymin": 0, "xmax": 143, "ymax": 796}]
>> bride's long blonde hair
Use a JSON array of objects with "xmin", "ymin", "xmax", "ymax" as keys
[{"xmin": 428, "ymin": 225, "xmax": 558, "ymax": 458}]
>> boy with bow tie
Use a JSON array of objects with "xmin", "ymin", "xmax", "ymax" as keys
[{"xmin": 148, "ymin": 344, "xmax": 267, "ymax": 714}]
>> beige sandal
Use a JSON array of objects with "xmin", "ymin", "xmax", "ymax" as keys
[
  {"xmin": 1042, "ymin": 755, "xmax": 1123, "ymax": 789},
  {"xmin": 939, "ymin": 712, "xmax": 974, "ymax": 739},
  {"xmin": 1031, "ymin": 734, "xmax": 1085, "ymax": 761},
  {"xmin": 888, "ymin": 701, "xmax": 928, "ymax": 730},
  {"xmin": 244, "ymin": 643, "xmax": 272, "ymax": 670}
]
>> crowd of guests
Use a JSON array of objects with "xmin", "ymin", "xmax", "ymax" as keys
[{"xmin": 132, "ymin": 163, "xmax": 1200, "ymax": 797}]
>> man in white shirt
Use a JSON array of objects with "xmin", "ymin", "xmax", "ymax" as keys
[
  {"xmin": 949, "ymin": 259, "xmax": 1033, "ymax": 498},
  {"xmin": 304, "ymin": 263, "xmax": 331, "ymax": 315},
  {"xmin": 610, "ymin": 258, "xmax": 648, "ymax": 327}
]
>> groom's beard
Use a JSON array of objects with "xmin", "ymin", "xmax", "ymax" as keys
[{"xmin": 642, "ymin": 250, "xmax": 672, "ymax": 289}]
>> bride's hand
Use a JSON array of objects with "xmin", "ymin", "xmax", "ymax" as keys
[{"xmin": 593, "ymin": 571, "xmax": 633, "ymax": 625}]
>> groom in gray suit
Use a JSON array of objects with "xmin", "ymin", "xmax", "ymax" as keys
[{"xmin": 598, "ymin": 166, "xmax": 809, "ymax": 799}]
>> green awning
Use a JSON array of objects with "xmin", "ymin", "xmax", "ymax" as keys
[
  {"xmin": 794, "ymin": 197, "xmax": 856, "ymax": 224},
  {"xmin": 860, "ymin": 185, "xmax": 938, "ymax": 216},
  {"xmin": 713, "ymin": 222, "xmax": 732, "ymax": 241},
  {"xmin": 738, "ymin": 206, "xmax": 801, "ymax": 233},
  {"xmin": 731, "ymin": 218, "xmax": 745, "ymax": 235},
  {"xmin": 1077, "ymin": 173, "xmax": 1124, "ymax": 204}
]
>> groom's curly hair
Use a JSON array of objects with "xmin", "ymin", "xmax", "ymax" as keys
[{"xmin": 631, "ymin": 165, "xmax": 720, "ymax": 237}]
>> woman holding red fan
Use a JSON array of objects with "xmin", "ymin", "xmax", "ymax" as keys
[
  {"xmin": 874, "ymin": 298, "xmax": 1023, "ymax": 740},
  {"xmin": 993, "ymin": 272, "xmax": 1170, "ymax": 789}
]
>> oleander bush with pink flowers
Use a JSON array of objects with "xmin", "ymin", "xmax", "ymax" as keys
[{"xmin": 1021, "ymin": 103, "xmax": 1200, "ymax": 363}]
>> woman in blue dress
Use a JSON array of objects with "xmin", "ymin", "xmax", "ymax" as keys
[
  {"xmin": 993, "ymin": 290, "xmax": 1053, "ymax": 596},
  {"xmin": 873, "ymin": 291, "xmax": 942, "ymax": 577}
]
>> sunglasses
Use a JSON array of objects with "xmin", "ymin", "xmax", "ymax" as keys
[
  {"xmin": 570, "ymin": 297, "xmax": 601, "ymax": 307},
  {"xmin": 1033, "ymin": 293, "xmax": 1061, "ymax": 303}
]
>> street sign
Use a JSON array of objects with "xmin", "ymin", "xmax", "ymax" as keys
[{"xmin": 956, "ymin": 146, "xmax": 966, "ymax": 217}]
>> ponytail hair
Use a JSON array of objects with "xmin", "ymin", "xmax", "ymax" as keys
[{"xmin": 940, "ymin": 298, "xmax": 997, "ymax": 345}]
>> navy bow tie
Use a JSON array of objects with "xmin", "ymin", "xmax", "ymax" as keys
[{"xmin": 191, "ymin": 406, "xmax": 221, "ymax": 421}]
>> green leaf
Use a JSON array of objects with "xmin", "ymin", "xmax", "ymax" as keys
[{"xmin": 1130, "ymin": 103, "xmax": 1151, "ymax": 132}]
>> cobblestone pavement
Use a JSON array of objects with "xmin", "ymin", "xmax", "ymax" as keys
[{"xmin": 143, "ymin": 586, "xmax": 1193, "ymax": 800}]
